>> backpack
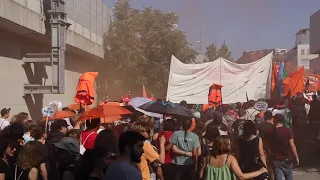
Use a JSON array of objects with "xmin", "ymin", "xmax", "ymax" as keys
[{"xmin": 80, "ymin": 132, "xmax": 95, "ymax": 155}]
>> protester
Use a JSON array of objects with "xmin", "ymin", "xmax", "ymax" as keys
[
  {"xmin": 131, "ymin": 121, "xmax": 165, "ymax": 180},
  {"xmin": 0, "ymin": 137, "xmax": 16, "ymax": 180},
  {"xmin": 61, "ymin": 107, "xmax": 78, "ymax": 130},
  {"xmin": 9, "ymin": 115, "xmax": 18, "ymax": 125},
  {"xmin": 104, "ymin": 131, "xmax": 146, "ymax": 180},
  {"xmin": 223, "ymin": 104, "xmax": 238, "ymax": 130},
  {"xmin": 205, "ymin": 111, "xmax": 228, "ymax": 135},
  {"xmin": 5, "ymin": 123, "xmax": 25, "ymax": 167},
  {"xmin": 16, "ymin": 112, "xmax": 29, "ymax": 124},
  {"xmin": 245, "ymin": 101, "xmax": 259, "ymax": 121},
  {"xmin": 23, "ymin": 120, "xmax": 36, "ymax": 143},
  {"xmin": 236, "ymin": 121, "xmax": 267, "ymax": 179},
  {"xmin": 30, "ymin": 126, "xmax": 49, "ymax": 180},
  {"xmin": 267, "ymin": 114, "xmax": 299, "ymax": 180},
  {"xmin": 308, "ymin": 94, "xmax": 320, "ymax": 140},
  {"xmin": 256, "ymin": 111, "xmax": 274, "ymax": 139},
  {"xmin": 53, "ymin": 137, "xmax": 80, "ymax": 180},
  {"xmin": 15, "ymin": 141, "xmax": 43, "ymax": 180},
  {"xmin": 199, "ymin": 136, "xmax": 268, "ymax": 180},
  {"xmin": 291, "ymin": 94, "xmax": 307, "ymax": 140},
  {"xmin": 46, "ymin": 120, "xmax": 68, "ymax": 145},
  {"xmin": 231, "ymin": 108, "xmax": 247, "ymax": 143},
  {"xmin": 79, "ymin": 147, "xmax": 114, "ymax": 180},
  {"xmin": 170, "ymin": 118, "xmax": 200, "ymax": 180},
  {"xmin": 201, "ymin": 126, "xmax": 220, "ymax": 160},
  {"xmin": 66, "ymin": 129, "xmax": 81, "ymax": 142},
  {"xmin": 0, "ymin": 108, "xmax": 11, "ymax": 131},
  {"xmin": 94, "ymin": 129, "xmax": 119, "ymax": 154},
  {"xmin": 158, "ymin": 119, "xmax": 175, "ymax": 180},
  {"xmin": 80, "ymin": 118, "xmax": 100, "ymax": 154}
]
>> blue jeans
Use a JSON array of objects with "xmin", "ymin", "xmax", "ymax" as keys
[{"xmin": 271, "ymin": 161, "xmax": 293, "ymax": 180}]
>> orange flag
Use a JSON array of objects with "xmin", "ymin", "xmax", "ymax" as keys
[
  {"xmin": 271, "ymin": 62, "xmax": 279, "ymax": 91},
  {"xmin": 283, "ymin": 67, "xmax": 304, "ymax": 96},
  {"xmin": 142, "ymin": 84, "xmax": 147, "ymax": 98}
]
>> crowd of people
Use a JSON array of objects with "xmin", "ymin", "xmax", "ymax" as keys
[{"xmin": 0, "ymin": 93, "xmax": 318, "ymax": 180}]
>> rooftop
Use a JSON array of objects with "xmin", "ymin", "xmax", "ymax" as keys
[{"xmin": 296, "ymin": 28, "xmax": 310, "ymax": 35}]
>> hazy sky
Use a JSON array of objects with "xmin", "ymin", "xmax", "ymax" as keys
[{"xmin": 103, "ymin": 0, "xmax": 320, "ymax": 59}]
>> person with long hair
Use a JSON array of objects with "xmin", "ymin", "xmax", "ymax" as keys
[
  {"xmin": 236, "ymin": 121, "xmax": 267, "ymax": 180},
  {"xmin": 15, "ymin": 141, "xmax": 43, "ymax": 180},
  {"xmin": 169, "ymin": 118, "xmax": 200, "ymax": 180},
  {"xmin": 0, "ymin": 137, "xmax": 16, "ymax": 180},
  {"xmin": 200, "ymin": 136, "xmax": 267, "ymax": 180}
]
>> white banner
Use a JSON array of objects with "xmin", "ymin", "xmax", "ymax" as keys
[{"xmin": 166, "ymin": 53, "xmax": 273, "ymax": 104}]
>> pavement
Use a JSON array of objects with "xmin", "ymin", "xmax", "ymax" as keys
[{"xmin": 292, "ymin": 129, "xmax": 320, "ymax": 180}]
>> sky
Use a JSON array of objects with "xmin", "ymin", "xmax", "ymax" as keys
[{"xmin": 103, "ymin": 0, "xmax": 320, "ymax": 59}]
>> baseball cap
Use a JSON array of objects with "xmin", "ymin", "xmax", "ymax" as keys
[
  {"xmin": 1, "ymin": 108, "xmax": 11, "ymax": 116},
  {"xmin": 54, "ymin": 137, "xmax": 80, "ymax": 155}
]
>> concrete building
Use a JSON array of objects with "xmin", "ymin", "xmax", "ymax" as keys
[
  {"xmin": 310, "ymin": 10, "xmax": 320, "ymax": 74},
  {"xmin": 0, "ymin": 0, "xmax": 112, "ymax": 120},
  {"xmin": 295, "ymin": 29, "xmax": 318, "ymax": 70}
]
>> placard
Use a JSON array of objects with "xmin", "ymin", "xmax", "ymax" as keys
[
  {"xmin": 42, "ymin": 106, "xmax": 55, "ymax": 117},
  {"xmin": 254, "ymin": 101, "xmax": 268, "ymax": 111}
]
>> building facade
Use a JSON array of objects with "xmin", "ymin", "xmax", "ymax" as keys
[
  {"xmin": 0, "ymin": 0, "xmax": 112, "ymax": 120},
  {"xmin": 310, "ymin": 10, "xmax": 320, "ymax": 74},
  {"xmin": 295, "ymin": 29, "xmax": 318, "ymax": 70}
]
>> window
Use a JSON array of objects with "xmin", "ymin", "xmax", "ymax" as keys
[
  {"xmin": 301, "ymin": 49, "xmax": 305, "ymax": 55},
  {"xmin": 301, "ymin": 59, "xmax": 310, "ymax": 65}
]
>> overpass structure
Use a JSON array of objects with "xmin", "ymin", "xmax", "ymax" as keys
[{"xmin": 0, "ymin": 0, "xmax": 112, "ymax": 120}]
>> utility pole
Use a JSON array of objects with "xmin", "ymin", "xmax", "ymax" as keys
[
  {"xmin": 200, "ymin": 28, "xmax": 203, "ymax": 55},
  {"xmin": 197, "ymin": 28, "xmax": 203, "ymax": 55}
]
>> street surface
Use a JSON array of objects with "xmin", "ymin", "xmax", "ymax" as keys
[{"xmin": 293, "ymin": 126, "xmax": 320, "ymax": 180}]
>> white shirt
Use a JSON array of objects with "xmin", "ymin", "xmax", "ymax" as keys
[{"xmin": 0, "ymin": 118, "xmax": 10, "ymax": 130}]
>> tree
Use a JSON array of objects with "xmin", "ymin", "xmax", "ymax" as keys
[
  {"xmin": 104, "ymin": 0, "xmax": 197, "ymax": 98},
  {"xmin": 204, "ymin": 42, "xmax": 233, "ymax": 62}
]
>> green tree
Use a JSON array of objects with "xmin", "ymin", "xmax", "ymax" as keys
[
  {"xmin": 204, "ymin": 42, "xmax": 233, "ymax": 62},
  {"xmin": 104, "ymin": 0, "xmax": 197, "ymax": 98}
]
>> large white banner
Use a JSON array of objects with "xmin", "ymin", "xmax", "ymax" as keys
[{"xmin": 166, "ymin": 53, "xmax": 273, "ymax": 104}]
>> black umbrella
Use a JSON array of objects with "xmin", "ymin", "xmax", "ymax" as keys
[{"xmin": 138, "ymin": 100, "xmax": 195, "ymax": 118}]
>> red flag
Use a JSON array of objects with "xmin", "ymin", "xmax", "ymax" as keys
[
  {"xmin": 283, "ymin": 67, "xmax": 304, "ymax": 96},
  {"xmin": 142, "ymin": 84, "xmax": 147, "ymax": 98},
  {"xmin": 271, "ymin": 62, "xmax": 279, "ymax": 91}
]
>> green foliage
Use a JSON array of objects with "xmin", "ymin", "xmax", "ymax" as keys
[
  {"xmin": 104, "ymin": 0, "xmax": 197, "ymax": 97},
  {"xmin": 204, "ymin": 42, "xmax": 233, "ymax": 62}
]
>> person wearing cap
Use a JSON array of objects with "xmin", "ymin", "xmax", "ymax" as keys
[{"xmin": 0, "ymin": 108, "xmax": 11, "ymax": 130}]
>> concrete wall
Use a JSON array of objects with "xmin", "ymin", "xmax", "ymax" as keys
[
  {"xmin": 310, "ymin": 57, "xmax": 320, "ymax": 74},
  {"xmin": 297, "ymin": 44, "xmax": 318, "ymax": 70},
  {"xmin": 0, "ymin": 0, "xmax": 112, "ymax": 58},
  {"xmin": 0, "ymin": 30, "xmax": 109, "ymax": 121},
  {"xmin": 310, "ymin": 10, "xmax": 320, "ymax": 54}
]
